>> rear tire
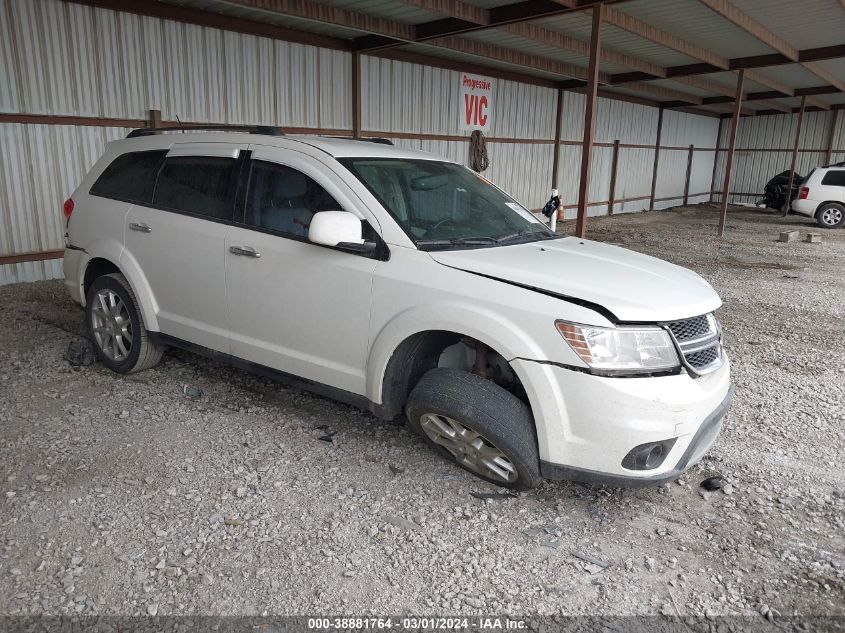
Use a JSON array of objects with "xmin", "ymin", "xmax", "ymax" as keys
[
  {"xmin": 405, "ymin": 368, "xmax": 541, "ymax": 490},
  {"xmin": 86, "ymin": 273, "xmax": 163, "ymax": 374},
  {"xmin": 816, "ymin": 203, "xmax": 845, "ymax": 229}
]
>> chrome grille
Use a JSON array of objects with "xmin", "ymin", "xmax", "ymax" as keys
[
  {"xmin": 664, "ymin": 314, "xmax": 723, "ymax": 375},
  {"xmin": 667, "ymin": 315, "xmax": 710, "ymax": 342}
]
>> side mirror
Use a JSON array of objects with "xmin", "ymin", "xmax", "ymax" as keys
[{"xmin": 308, "ymin": 211, "xmax": 377, "ymax": 254}]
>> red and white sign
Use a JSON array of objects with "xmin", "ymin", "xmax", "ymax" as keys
[{"xmin": 459, "ymin": 73, "xmax": 493, "ymax": 132}]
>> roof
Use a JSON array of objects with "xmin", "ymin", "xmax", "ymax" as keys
[{"xmin": 139, "ymin": 0, "xmax": 845, "ymax": 118}]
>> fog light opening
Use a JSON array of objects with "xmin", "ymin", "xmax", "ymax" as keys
[{"xmin": 621, "ymin": 438, "xmax": 677, "ymax": 471}]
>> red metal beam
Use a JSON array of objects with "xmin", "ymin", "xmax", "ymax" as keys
[
  {"xmin": 683, "ymin": 144, "xmax": 694, "ymax": 205},
  {"xmin": 551, "ymin": 88, "xmax": 564, "ymax": 190},
  {"xmin": 649, "ymin": 108, "xmax": 664, "ymax": 210},
  {"xmin": 710, "ymin": 116, "xmax": 724, "ymax": 203},
  {"xmin": 783, "ymin": 95, "xmax": 807, "ymax": 215},
  {"xmin": 826, "ymin": 110, "xmax": 842, "ymax": 165},
  {"xmin": 608, "ymin": 139, "xmax": 620, "ymax": 215},
  {"xmin": 718, "ymin": 69, "xmax": 745, "ymax": 237},
  {"xmin": 575, "ymin": 3, "xmax": 603, "ymax": 239},
  {"xmin": 352, "ymin": 52, "xmax": 362, "ymax": 139}
]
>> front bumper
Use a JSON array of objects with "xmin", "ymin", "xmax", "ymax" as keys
[
  {"xmin": 512, "ymin": 356, "xmax": 733, "ymax": 486},
  {"xmin": 540, "ymin": 385, "xmax": 734, "ymax": 487}
]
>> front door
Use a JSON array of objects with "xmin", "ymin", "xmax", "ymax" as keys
[{"xmin": 224, "ymin": 148, "xmax": 379, "ymax": 396}]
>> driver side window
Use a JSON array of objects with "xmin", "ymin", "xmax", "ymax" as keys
[{"xmin": 244, "ymin": 160, "xmax": 342, "ymax": 238}]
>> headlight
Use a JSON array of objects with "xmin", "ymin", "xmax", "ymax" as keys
[{"xmin": 556, "ymin": 320, "xmax": 680, "ymax": 372}]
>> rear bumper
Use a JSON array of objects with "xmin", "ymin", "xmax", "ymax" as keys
[
  {"xmin": 539, "ymin": 385, "xmax": 734, "ymax": 487},
  {"xmin": 790, "ymin": 199, "xmax": 818, "ymax": 218},
  {"xmin": 62, "ymin": 247, "xmax": 87, "ymax": 306}
]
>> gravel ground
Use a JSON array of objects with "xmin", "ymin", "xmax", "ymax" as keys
[{"xmin": 0, "ymin": 204, "xmax": 843, "ymax": 619}]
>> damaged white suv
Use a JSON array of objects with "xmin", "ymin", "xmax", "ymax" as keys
[{"xmin": 63, "ymin": 126, "xmax": 733, "ymax": 489}]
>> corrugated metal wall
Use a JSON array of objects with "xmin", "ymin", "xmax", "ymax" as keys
[
  {"xmin": 713, "ymin": 110, "xmax": 841, "ymax": 204},
  {"xmin": 1, "ymin": 0, "xmax": 721, "ymax": 285}
]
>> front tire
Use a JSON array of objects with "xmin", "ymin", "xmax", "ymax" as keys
[
  {"xmin": 86, "ymin": 273, "xmax": 163, "ymax": 374},
  {"xmin": 405, "ymin": 368, "xmax": 541, "ymax": 490},
  {"xmin": 816, "ymin": 203, "xmax": 845, "ymax": 229}
]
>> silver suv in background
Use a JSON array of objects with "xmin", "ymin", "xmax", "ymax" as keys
[{"xmin": 791, "ymin": 162, "xmax": 845, "ymax": 228}]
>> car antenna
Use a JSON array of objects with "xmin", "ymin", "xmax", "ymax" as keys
[{"xmin": 175, "ymin": 115, "xmax": 184, "ymax": 131}]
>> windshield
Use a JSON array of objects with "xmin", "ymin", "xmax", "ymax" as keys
[{"xmin": 339, "ymin": 158, "xmax": 558, "ymax": 250}]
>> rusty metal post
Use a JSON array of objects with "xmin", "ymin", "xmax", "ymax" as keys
[
  {"xmin": 575, "ymin": 3, "xmax": 603, "ymax": 239},
  {"xmin": 352, "ymin": 51, "xmax": 362, "ymax": 138},
  {"xmin": 718, "ymin": 69, "xmax": 745, "ymax": 237},
  {"xmin": 682, "ymin": 144, "xmax": 694, "ymax": 205},
  {"xmin": 783, "ymin": 95, "xmax": 807, "ymax": 215},
  {"xmin": 608, "ymin": 139, "xmax": 620, "ymax": 215},
  {"xmin": 551, "ymin": 88, "xmax": 563, "ymax": 192},
  {"xmin": 824, "ymin": 108, "xmax": 840, "ymax": 166},
  {"xmin": 649, "ymin": 107, "xmax": 663, "ymax": 211},
  {"xmin": 710, "ymin": 116, "xmax": 724, "ymax": 202},
  {"xmin": 147, "ymin": 109, "xmax": 162, "ymax": 128}
]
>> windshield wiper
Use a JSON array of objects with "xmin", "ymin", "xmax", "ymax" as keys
[
  {"xmin": 417, "ymin": 236, "xmax": 500, "ymax": 250},
  {"xmin": 496, "ymin": 228, "xmax": 557, "ymax": 244}
]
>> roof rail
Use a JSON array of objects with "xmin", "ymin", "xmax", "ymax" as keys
[
  {"xmin": 328, "ymin": 136, "xmax": 394, "ymax": 145},
  {"xmin": 126, "ymin": 125, "xmax": 285, "ymax": 138}
]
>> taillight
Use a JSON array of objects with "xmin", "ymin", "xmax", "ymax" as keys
[
  {"xmin": 799, "ymin": 187, "xmax": 809, "ymax": 200},
  {"xmin": 63, "ymin": 198, "xmax": 74, "ymax": 220}
]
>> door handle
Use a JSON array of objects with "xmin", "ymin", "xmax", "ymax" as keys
[
  {"xmin": 229, "ymin": 245, "xmax": 261, "ymax": 258},
  {"xmin": 129, "ymin": 222, "xmax": 152, "ymax": 233}
]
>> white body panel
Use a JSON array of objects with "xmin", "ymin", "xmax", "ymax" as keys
[{"xmin": 63, "ymin": 131, "xmax": 733, "ymax": 483}]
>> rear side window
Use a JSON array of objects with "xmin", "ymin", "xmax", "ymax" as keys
[
  {"xmin": 152, "ymin": 156, "xmax": 236, "ymax": 220},
  {"xmin": 821, "ymin": 170, "xmax": 845, "ymax": 187},
  {"xmin": 89, "ymin": 150, "xmax": 166, "ymax": 204}
]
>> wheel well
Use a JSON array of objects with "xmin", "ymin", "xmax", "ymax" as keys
[
  {"xmin": 83, "ymin": 258, "xmax": 120, "ymax": 299},
  {"xmin": 378, "ymin": 330, "xmax": 528, "ymax": 420}
]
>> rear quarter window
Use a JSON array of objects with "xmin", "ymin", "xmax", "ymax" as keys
[
  {"xmin": 821, "ymin": 170, "xmax": 845, "ymax": 187},
  {"xmin": 89, "ymin": 150, "xmax": 167, "ymax": 204}
]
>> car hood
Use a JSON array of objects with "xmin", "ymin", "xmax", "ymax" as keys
[{"xmin": 428, "ymin": 237, "xmax": 721, "ymax": 322}]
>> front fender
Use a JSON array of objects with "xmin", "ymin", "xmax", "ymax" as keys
[{"xmin": 365, "ymin": 301, "xmax": 548, "ymax": 405}]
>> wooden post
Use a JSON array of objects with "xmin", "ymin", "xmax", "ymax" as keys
[
  {"xmin": 575, "ymin": 3, "xmax": 603, "ymax": 239},
  {"xmin": 682, "ymin": 144, "xmax": 694, "ymax": 205},
  {"xmin": 147, "ymin": 109, "xmax": 162, "ymax": 128},
  {"xmin": 649, "ymin": 107, "xmax": 664, "ymax": 210},
  {"xmin": 352, "ymin": 52, "xmax": 362, "ymax": 139},
  {"xmin": 608, "ymin": 139, "xmax": 620, "ymax": 215},
  {"xmin": 824, "ymin": 109, "xmax": 840, "ymax": 166},
  {"xmin": 783, "ymin": 95, "xmax": 807, "ymax": 215},
  {"xmin": 551, "ymin": 88, "xmax": 563, "ymax": 189},
  {"xmin": 710, "ymin": 116, "xmax": 724, "ymax": 202},
  {"xmin": 718, "ymin": 69, "xmax": 745, "ymax": 238}
]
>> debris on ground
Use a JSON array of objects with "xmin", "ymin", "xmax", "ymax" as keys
[
  {"xmin": 700, "ymin": 476, "xmax": 723, "ymax": 491},
  {"xmin": 389, "ymin": 464, "xmax": 405, "ymax": 475},
  {"xmin": 182, "ymin": 384, "xmax": 202, "ymax": 400},
  {"xmin": 63, "ymin": 339, "xmax": 94, "ymax": 367},
  {"xmin": 470, "ymin": 491, "xmax": 517, "ymax": 500}
]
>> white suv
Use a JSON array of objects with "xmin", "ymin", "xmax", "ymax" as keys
[
  {"xmin": 791, "ymin": 163, "xmax": 845, "ymax": 228},
  {"xmin": 62, "ymin": 126, "xmax": 733, "ymax": 489}
]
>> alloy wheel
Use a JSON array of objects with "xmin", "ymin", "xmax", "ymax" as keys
[
  {"xmin": 91, "ymin": 289, "xmax": 133, "ymax": 362},
  {"xmin": 420, "ymin": 413, "xmax": 518, "ymax": 483},
  {"xmin": 821, "ymin": 207, "xmax": 843, "ymax": 226}
]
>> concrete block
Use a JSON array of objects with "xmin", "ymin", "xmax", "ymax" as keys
[
  {"xmin": 779, "ymin": 231, "xmax": 799, "ymax": 242},
  {"xmin": 805, "ymin": 233, "xmax": 821, "ymax": 244}
]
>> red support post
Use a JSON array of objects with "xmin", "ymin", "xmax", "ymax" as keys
[
  {"xmin": 575, "ymin": 3, "xmax": 603, "ymax": 239},
  {"xmin": 551, "ymin": 88, "xmax": 563, "ymax": 191},
  {"xmin": 710, "ymin": 117, "xmax": 724, "ymax": 202},
  {"xmin": 718, "ymin": 69, "xmax": 745, "ymax": 238},
  {"xmin": 608, "ymin": 139, "xmax": 620, "ymax": 215},
  {"xmin": 683, "ymin": 144, "xmax": 694, "ymax": 205},
  {"xmin": 783, "ymin": 95, "xmax": 807, "ymax": 215},
  {"xmin": 824, "ymin": 108, "xmax": 840, "ymax": 166},
  {"xmin": 649, "ymin": 107, "xmax": 663, "ymax": 210},
  {"xmin": 352, "ymin": 52, "xmax": 362, "ymax": 139}
]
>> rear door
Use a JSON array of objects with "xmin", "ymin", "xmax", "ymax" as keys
[
  {"xmin": 224, "ymin": 147, "xmax": 380, "ymax": 395},
  {"xmin": 122, "ymin": 143, "xmax": 247, "ymax": 352}
]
